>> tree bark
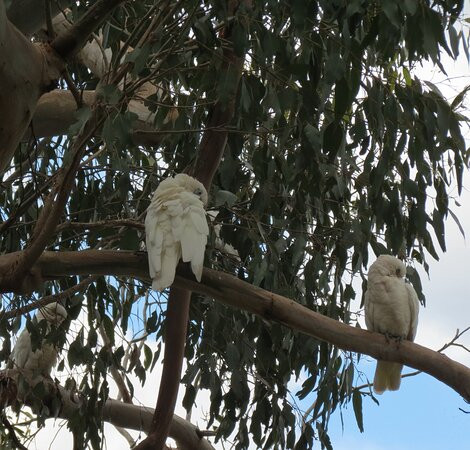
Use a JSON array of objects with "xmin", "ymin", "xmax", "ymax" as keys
[
  {"xmin": 7, "ymin": 0, "xmax": 72, "ymax": 35},
  {"xmin": 0, "ymin": 0, "xmax": 129, "ymax": 174},
  {"xmin": 0, "ymin": 2, "xmax": 58, "ymax": 172},
  {"xmin": 29, "ymin": 90, "xmax": 161, "ymax": 146},
  {"xmin": 5, "ymin": 249, "xmax": 467, "ymax": 402}
]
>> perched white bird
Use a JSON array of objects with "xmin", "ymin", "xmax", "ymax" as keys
[
  {"xmin": 145, "ymin": 174, "xmax": 209, "ymax": 291},
  {"xmin": 364, "ymin": 255, "xmax": 419, "ymax": 394},
  {"xmin": 10, "ymin": 302, "xmax": 67, "ymax": 377}
]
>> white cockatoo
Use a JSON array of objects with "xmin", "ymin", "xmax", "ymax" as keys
[
  {"xmin": 10, "ymin": 302, "xmax": 67, "ymax": 377},
  {"xmin": 364, "ymin": 255, "xmax": 419, "ymax": 394},
  {"xmin": 145, "ymin": 173, "xmax": 209, "ymax": 291}
]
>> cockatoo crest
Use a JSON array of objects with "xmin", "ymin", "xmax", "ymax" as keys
[
  {"xmin": 145, "ymin": 174, "xmax": 209, "ymax": 291},
  {"xmin": 364, "ymin": 255, "xmax": 419, "ymax": 394},
  {"xmin": 10, "ymin": 302, "xmax": 67, "ymax": 377}
]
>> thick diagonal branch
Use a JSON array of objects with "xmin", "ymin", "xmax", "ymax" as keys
[
  {"xmin": 0, "ymin": 371, "xmax": 215, "ymax": 450},
  {"xmin": 19, "ymin": 249, "xmax": 470, "ymax": 403}
]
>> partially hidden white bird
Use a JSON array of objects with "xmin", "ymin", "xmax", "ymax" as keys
[
  {"xmin": 145, "ymin": 173, "xmax": 209, "ymax": 291},
  {"xmin": 10, "ymin": 302, "xmax": 67, "ymax": 377},
  {"xmin": 364, "ymin": 255, "xmax": 419, "ymax": 394}
]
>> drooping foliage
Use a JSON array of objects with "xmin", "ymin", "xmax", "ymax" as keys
[{"xmin": 1, "ymin": 0, "xmax": 468, "ymax": 448}]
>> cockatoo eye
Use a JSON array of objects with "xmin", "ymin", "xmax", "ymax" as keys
[
  {"xmin": 193, "ymin": 188, "xmax": 203, "ymax": 197},
  {"xmin": 395, "ymin": 268, "xmax": 401, "ymax": 276}
]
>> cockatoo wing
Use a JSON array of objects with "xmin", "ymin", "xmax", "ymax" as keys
[
  {"xmin": 10, "ymin": 303, "xmax": 66, "ymax": 376},
  {"xmin": 10, "ymin": 330, "xmax": 32, "ymax": 369},
  {"xmin": 146, "ymin": 207, "xmax": 182, "ymax": 291},
  {"xmin": 405, "ymin": 283, "xmax": 419, "ymax": 341},
  {"xmin": 145, "ymin": 176, "xmax": 209, "ymax": 291},
  {"xmin": 180, "ymin": 204, "xmax": 209, "ymax": 281}
]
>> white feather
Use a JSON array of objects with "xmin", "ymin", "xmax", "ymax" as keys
[
  {"xmin": 10, "ymin": 302, "xmax": 67, "ymax": 377},
  {"xmin": 364, "ymin": 255, "xmax": 420, "ymax": 394},
  {"xmin": 145, "ymin": 174, "xmax": 209, "ymax": 291}
]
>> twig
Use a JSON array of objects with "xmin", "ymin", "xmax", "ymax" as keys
[
  {"xmin": 0, "ymin": 275, "xmax": 98, "ymax": 320},
  {"xmin": 62, "ymin": 70, "xmax": 82, "ymax": 108},
  {"xmin": 56, "ymin": 219, "xmax": 144, "ymax": 233},
  {"xmin": 0, "ymin": 413, "xmax": 28, "ymax": 450},
  {"xmin": 353, "ymin": 327, "xmax": 470, "ymax": 392}
]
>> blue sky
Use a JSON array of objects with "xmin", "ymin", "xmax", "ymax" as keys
[
  {"xmin": 328, "ymin": 185, "xmax": 470, "ymax": 449},
  {"xmin": 330, "ymin": 364, "xmax": 470, "ymax": 450}
]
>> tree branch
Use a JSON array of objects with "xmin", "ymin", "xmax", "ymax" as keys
[
  {"xmin": 7, "ymin": 0, "xmax": 72, "ymax": 35},
  {"xmin": 189, "ymin": 1, "xmax": 248, "ymax": 191},
  {"xmin": 50, "ymin": 0, "xmax": 129, "ymax": 59},
  {"xmin": 0, "ymin": 275, "xmax": 97, "ymax": 320},
  {"xmin": 30, "ymin": 90, "xmax": 161, "ymax": 146},
  {"xmin": 0, "ymin": 371, "xmax": 215, "ymax": 450},
  {"xmin": 0, "ymin": 2, "xmax": 57, "ymax": 173},
  {"xmin": 15, "ymin": 249, "xmax": 470, "ymax": 403}
]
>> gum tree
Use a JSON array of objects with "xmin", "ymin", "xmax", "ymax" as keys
[{"xmin": 0, "ymin": 0, "xmax": 469, "ymax": 448}]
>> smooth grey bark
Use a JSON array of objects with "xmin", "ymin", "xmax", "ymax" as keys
[{"xmin": 7, "ymin": 0, "xmax": 72, "ymax": 35}]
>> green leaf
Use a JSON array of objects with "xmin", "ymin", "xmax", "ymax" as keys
[
  {"xmin": 448, "ymin": 208, "xmax": 465, "ymax": 238},
  {"xmin": 323, "ymin": 120, "xmax": 344, "ymax": 160},
  {"xmin": 143, "ymin": 344, "xmax": 152, "ymax": 370},
  {"xmin": 226, "ymin": 342, "xmax": 240, "ymax": 368},
  {"xmin": 406, "ymin": 266, "xmax": 426, "ymax": 305},
  {"xmin": 431, "ymin": 208, "xmax": 446, "ymax": 252},
  {"xmin": 448, "ymin": 24, "xmax": 460, "ymax": 58},
  {"xmin": 124, "ymin": 44, "xmax": 151, "ymax": 75},
  {"xmin": 382, "ymin": 0, "xmax": 401, "ymax": 28},
  {"xmin": 352, "ymin": 390, "xmax": 364, "ymax": 432},
  {"xmin": 102, "ymin": 315, "xmax": 115, "ymax": 346},
  {"xmin": 334, "ymin": 77, "xmax": 350, "ymax": 118},
  {"xmin": 68, "ymin": 106, "xmax": 92, "ymax": 136}
]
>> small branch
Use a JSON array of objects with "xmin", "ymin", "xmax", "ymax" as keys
[
  {"xmin": 188, "ymin": 2, "xmax": 248, "ymax": 191},
  {"xmin": 99, "ymin": 324, "xmax": 138, "ymax": 447},
  {"xmin": 57, "ymin": 219, "xmax": 144, "ymax": 233},
  {"xmin": 0, "ymin": 275, "xmax": 97, "ymax": 320},
  {"xmin": 44, "ymin": 0, "xmax": 55, "ymax": 39},
  {"xmin": 1, "ymin": 413, "xmax": 28, "ymax": 450},
  {"xmin": 134, "ymin": 287, "xmax": 191, "ymax": 450},
  {"xmin": 354, "ymin": 370, "xmax": 421, "ymax": 392},
  {"xmin": 354, "ymin": 328, "xmax": 470, "ymax": 392},
  {"xmin": 62, "ymin": 70, "xmax": 82, "ymax": 108}
]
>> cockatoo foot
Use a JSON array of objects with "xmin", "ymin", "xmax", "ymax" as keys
[{"xmin": 384, "ymin": 332, "xmax": 403, "ymax": 346}]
